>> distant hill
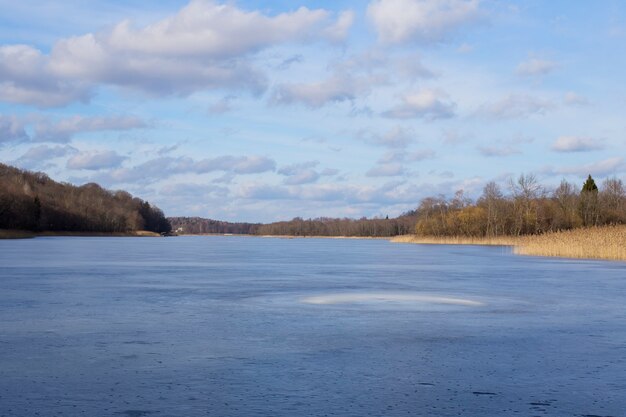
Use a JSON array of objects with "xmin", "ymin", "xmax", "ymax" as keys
[{"xmin": 0, "ymin": 162, "xmax": 171, "ymax": 234}]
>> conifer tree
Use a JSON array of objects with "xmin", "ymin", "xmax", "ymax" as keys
[
  {"xmin": 581, "ymin": 175, "xmax": 598, "ymax": 193},
  {"xmin": 580, "ymin": 174, "xmax": 599, "ymax": 226}
]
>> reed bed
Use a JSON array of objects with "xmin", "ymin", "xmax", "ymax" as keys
[
  {"xmin": 514, "ymin": 225, "xmax": 626, "ymax": 261},
  {"xmin": 392, "ymin": 225, "xmax": 626, "ymax": 262},
  {"xmin": 391, "ymin": 234, "xmax": 519, "ymax": 246}
]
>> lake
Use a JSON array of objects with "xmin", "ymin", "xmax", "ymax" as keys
[{"xmin": 1, "ymin": 236, "xmax": 625, "ymax": 416}]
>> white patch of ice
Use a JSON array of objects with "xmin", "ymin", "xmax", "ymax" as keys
[{"xmin": 301, "ymin": 292, "xmax": 484, "ymax": 306}]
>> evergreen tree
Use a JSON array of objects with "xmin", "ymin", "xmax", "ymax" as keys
[
  {"xmin": 581, "ymin": 175, "xmax": 598, "ymax": 193},
  {"xmin": 580, "ymin": 174, "xmax": 599, "ymax": 226}
]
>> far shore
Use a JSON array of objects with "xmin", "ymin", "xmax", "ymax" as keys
[
  {"xmin": 4, "ymin": 227, "xmax": 625, "ymax": 262},
  {"xmin": 178, "ymin": 233, "xmax": 387, "ymax": 240}
]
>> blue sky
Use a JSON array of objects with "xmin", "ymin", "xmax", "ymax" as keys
[{"xmin": 1, "ymin": 0, "xmax": 625, "ymax": 222}]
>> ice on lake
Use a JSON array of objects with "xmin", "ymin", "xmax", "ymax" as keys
[{"xmin": 1, "ymin": 236, "xmax": 625, "ymax": 416}]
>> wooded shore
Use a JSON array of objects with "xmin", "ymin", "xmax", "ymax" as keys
[{"xmin": 0, "ymin": 229, "xmax": 160, "ymax": 239}]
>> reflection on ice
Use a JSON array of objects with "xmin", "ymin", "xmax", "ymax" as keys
[{"xmin": 301, "ymin": 292, "xmax": 485, "ymax": 307}]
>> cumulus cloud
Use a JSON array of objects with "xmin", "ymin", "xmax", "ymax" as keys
[
  {"xmin": 356, "ymin": 126, "xmax": 416, "ymax": 148},
  {"xmin": 0, "ymin": 45, "xmax": 92, "ymax": 107},
  {"xmin": 34, "ymin": 115, "xmax": 146, "ymax": 142},
  {"xmin": 18, "ymin": 144, "xmax": 76, "ymax": 162},
  {"xmin": 272, "ymin": 74, "xmax": 370, "ymax": 108},
  {"xmin": 367, "ymin": 0, "xmax": 481, "ymax": 44},
  {"xmin": 546, "ymin": 157, "xmax": 624, "ymax": 177},
  {"xmin": 161, "ymin": 182, "xmax": 229, "ymax": 198},
  {"xmin": 337, "ymin": 49, "xmax": 436, "ymax": 80},
  {"xmin": 0, "ymin": 114, "xmax": 146, "ymax": 144},
  {"xmin": 366, "ymin": 163, "xmax": 406, "ymax": 177},
  {"xmin": 0, "ymin": 1, "xmax": 352, "ymax": 106},
  {"xmin": 238, "ymin": 180, "xmax": 428, "ymax": 206},
  {"xmin": 278, "ymin": 161, "xmax": 321, "ymax": 185},
  {"xmin": 101, "ymin": 155, "xmax": 276, "ymax": 184},
  {"xmin": 273, "ymin": 49, "xmax": 436, "ymax": 108},
  {"xmin": 0, "ymin": 115, "xmax": 28, "ymax": 142},
  {"xmin": 477, "ymin": 145, "xmax": 521, "ymax": 157},
  {"xmin": 479, "ymin": 94, "xmax": 554, "ymax": 118},
  {"xmin": 551, "ymin": 136, "xmax": 604, "ymax": 152},
  {"xmin": 516, "ymin": 58, "xmax": 558, "ymax": 76},
  {"xmin": 322, "ymin": 10, "xmax": 356, "ymax": 41},
  {"xmin": 383, "ymin": 89, "xmax": 455, "ymax": 120},
  {"xmin": 67, "ymin": 150, "xmax": 127, "ymax": 170}
]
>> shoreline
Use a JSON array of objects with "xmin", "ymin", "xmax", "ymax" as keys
[
  {"xmin": 4, "ymin": 227, "xmax": 625, "ymax": 262},
  {"xmin": 0, "ymin": 230, "xmax": 161, "ymax": 239},
  {"xmin": 392, "ymin": 225, "xmax": 626, "ymax": 262},
  {"xmin": 177, "ymin": 233, "xmax": 387, "ymax": 240}
]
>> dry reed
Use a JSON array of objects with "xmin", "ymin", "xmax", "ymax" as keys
[
  {"xmin": 392, "ymin": 225, "xmax": 626, "ymax": 262},
  {"xmin": 513, "ymin": 225, "xmax": 626, "ymax": 261}
]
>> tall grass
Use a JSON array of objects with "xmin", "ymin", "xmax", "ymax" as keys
[
  {"xmin": 391, "ymin": 235, "xmax": 519, "ymax": 246},
  {"xmin": 513, "ymin": 225, "xmax": 626, "ymax": 261},
  {"xmin": 392, "ymin": 225, "xmax": 626, "ymax": 261}
]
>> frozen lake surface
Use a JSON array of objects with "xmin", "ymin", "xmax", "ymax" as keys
[{"xmin": 1, "ymin": 236, "xmax": 625, "ymax": 416}]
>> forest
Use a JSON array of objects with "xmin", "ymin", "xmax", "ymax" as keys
[
  {"xmin": 171, "ymin": 174, "xmax": 626, "ymax": 238},
  {"xmin": 168, "ymin": 215, "xmax": 417, "ymax": 237},
  {"xmin": 4, "ymin": 161, "xmax": 625, "ymax": 239},
  {"xmin": 413, "ymin": 174, "xmax": 626, "ymax": 237},
  {"xmin": 168, "ymin": 217, "xmax": 260, "ymax": 235},
  {"xmin": 0, "ymin": 163, "xmax": 171, "ymax": 234}
]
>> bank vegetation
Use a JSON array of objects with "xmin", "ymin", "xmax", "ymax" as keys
[
  {"xmin": 0, "ymin": 163, "xmax": 171, "ymax": 235},
  {"xmin": 396, "ymin": 174, "xmax": 626, "ymax": 261}
]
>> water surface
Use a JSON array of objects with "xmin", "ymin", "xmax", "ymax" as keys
[{"xmin": 1, "ymin": 236, "xmax": 625, "ymax": 416}]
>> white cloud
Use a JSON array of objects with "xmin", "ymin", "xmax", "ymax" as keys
[
  {"xmin": 18, "ymin": 144, "xmax": 76, "ymax": 162},
  {"xmin": 0, "ymin": 45, "xmax": 92, "ymax": 107},
  {"xmin": 551, "ymin": 136, "xmax": 604, "ymax": 152},
  {"xmin": 383, "ymin": 89, "xmax": 455, "ymax": 120},
  {"xmin": 357, "ymin": 126, "xmax": 416, "ymax": 148},
  {"xmin": 477, "ymin": 145, "xmax": 521, "ymax": 157},
  {"xmin": 366, "ymin": 163, "xmax": 406, "ymax": 177},
  {"xmin": 272, "ymin": 74, "xmax": 369, "ymax": 108},
  {"xmin": 367, "ymin": 0, "xmax": 481, "ymax": 44},
  {"xmin": 322, "ymin": 10, "xmax": 356, "ymax": 41},
  {"xmin": 278, "ymin": 161, "xmax": 321, "ymax": 185},
  {"xmin": 479, "ymin": 94, "xmax": 554, "ymax": 118},
  {"xmin": 67, "ymin": 150, "xmax": 127, "ymax": 170},
  {"xmin": 34, "ymin": 115, "xmax": 146, "ymax": 142},
  {"xmin": 548, "ymin": 157, "xmax": 625, "ymax": 177},
  {"xmin": 0, "ymin": 1, "xmax": 352, "ymax": 106},
  {"xmin": 100, "ymin": 155, "xmax": 276, "ymax": 184},
  {"xmin": 0, "ymin": 115, "xmax": 28, "ymax": 142},
  {"xmin": 516, "ymin": 58, "xmax": 558, "ymax": 76}
]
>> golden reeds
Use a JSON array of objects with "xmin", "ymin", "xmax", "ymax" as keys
[
  {"xmin": 392, "ymin": 225, "xmax": 626, "ymax": 262},
  {"xmin": 513, "ymin": 225, "xmax": 626, "ymax": 261}
]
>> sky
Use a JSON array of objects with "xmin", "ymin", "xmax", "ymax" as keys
[{"xmin": 1, "ymin": 0, "xmax": 625, "ymax": 222}]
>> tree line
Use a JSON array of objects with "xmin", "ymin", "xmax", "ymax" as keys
[
  {"xmin": 0, "ymin": 163, "xmax": 171, "ymax": 234},
  {"xmin": 254, "ymin": 216, "xmax": 417, "ymax": 237},
  {"xmin": 168, "ymin": 217, "xmax": 260, "ymax": 235},
  {"xmin": 414, "ymin": 174, "xmax": 626, "ymax": 237},
  {"xmin": 171, "ymin": 174, "xmax": 626, "ymax": 239},
  {"xmin": 170, "ymin": 215, "xmax": 417, "ymax": 237}
]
